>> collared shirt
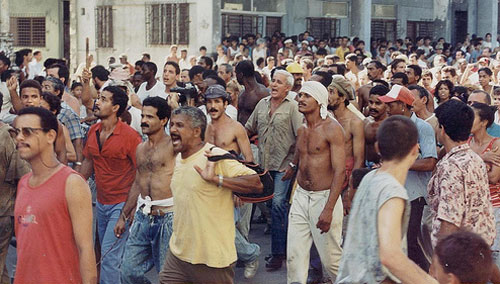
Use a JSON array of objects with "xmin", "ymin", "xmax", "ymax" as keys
[
  {"xmin": 83, "ymin": 120, "xmax": 141, "ymax": 204},
  {"xmin": 0, "ymin": 124, "xmax": 30, "ymax": 216},
  {"xmin": 57, "ymin": 102, "xmax": 84, "ymax": 141},
  {"xmin": 428, "ymin": 144, "xmax": 495, "ymax": 247},
  {"xmin": 405, "ymin": 113, "xmax": 437, "ymax": 201},
  {"xmin": 245, "ymin": 93, "xmax": 303, "ymax": 171}
]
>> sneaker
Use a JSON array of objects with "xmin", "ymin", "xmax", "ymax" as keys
[{"xmin": 244, "ymin": 259, "xmax": 259, "ymax": 279}]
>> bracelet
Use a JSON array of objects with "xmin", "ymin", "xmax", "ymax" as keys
[
  {"xmin": 289, "ymin": 162, "xmax": 297, "ymax": 169},
  {"xmin": 121, "ymin": 212, "xmax": 129, "ymax": 222},
  {"xmin": 218, "ymin": 174, "xmax": 224, "ymax": 188},
  {"xmin": 75, "ymin": 161, "xmax": 82, "ymax": 166}
]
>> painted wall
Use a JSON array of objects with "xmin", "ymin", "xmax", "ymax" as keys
[{"xmin": 9, "ymin": 0, "xmax": 61, "ymax": 59}]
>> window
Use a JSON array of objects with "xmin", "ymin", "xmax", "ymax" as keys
[
  {"xmin": 323, "ymin": 2, "xmax": 348, "ymax": 18},
  {"xmin": 306, "ymin": 18, "xmax": 340, "ymax": 40},
  {"xmin": 10, "ymin": 17, "xmax": 46, "ymax": 47},
  {"xmin": 371, "ymin": 19, "xmax": 397, "ymax": 42},
  {"xmin": 222, "ymin": 14, "xmax": 263, "ymax": 37},
  {"xmin": 407, "ymin": 21, "xmax": 434, "ymax": 43},
  {"xmin": 222, "ymin": 0, "xmax": 279, "ymax": 12},
  {"xmin": 372, "ymin": 4, "xmax": 396, "ymax": 19},
  {"xmin": 266, "ymin": 17, "xmax": 282, "ymax": 36},
  {"xmin": 146, "ymin": 3, "xmax": 189, "ymax": 45},
  {"xmin": 96, "ymin": 6, "xmax": 113, "ymax": 48}
]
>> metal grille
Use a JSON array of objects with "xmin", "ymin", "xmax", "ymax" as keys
[
  {"xmin": 96, "ymin": 6, "xmax": 113, "ymax": 48},
  {"xmin": 306, "ymin": 18, "xmax": 340, "ymax": 40},
  {"xmin": 10, "ymin": 17, "xmax": 46, "ymax": 47},
  {"xmin": 222, "ymin": 14, "xmax": 263, "ymax": 38},
  {"xmin": 146, "ymin": 3, "xmax": 189, "ymax": 45},
  {"xmin": 371, "ymin": 20, "xmax": 397, "ymax": 42},
  {"xmin": 266, "ymin": 16, "xmax": 281, "ymax": 36},
  {"xmin": 407, "ymin": 21, "xmax": 434, "ymax": 42}
]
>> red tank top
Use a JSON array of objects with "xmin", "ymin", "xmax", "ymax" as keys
[
  {"xmin": 468, "ymin": 137, "xmax": 500, "ymax": 208},
  {"xmin": 14, "ymin": 165, "xmax": 82, "ymax": 283}
]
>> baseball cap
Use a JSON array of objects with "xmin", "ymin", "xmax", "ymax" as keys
[
  {"xmin": 286, "ymin": 62, "xmax": 304, "ymax": 74},
  {"xmin": 204, "ymin": 84, "xmax": 228, "ymax": 100},
  {"xmin": 378, "ymin": 85, "xmax": 415, "ymax": 106}
]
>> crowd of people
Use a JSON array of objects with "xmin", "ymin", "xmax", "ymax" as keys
[{"xmin": 1, "ymin": 29, "xmax": 500, "ymax": 284}]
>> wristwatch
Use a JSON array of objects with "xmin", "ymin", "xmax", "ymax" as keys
[{"xmin": 289, "ymin": 162, "xmax": 297, "ymax": 170}]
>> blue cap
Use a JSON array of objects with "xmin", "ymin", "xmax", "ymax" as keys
[{"xmin": 204, "ymin": 84, "xmax": 228, "ymax": 100}]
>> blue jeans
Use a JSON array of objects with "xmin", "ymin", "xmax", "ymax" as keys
[
  {"xmin": 120, "ymin": 210, "xmax": 173, "ymax": 284},
  {"xmin": 234, "ymin": 208, "xmax": 260, "ymax": 263},
  {"xmin": 97, "ymin": 201, "xmax": 129, "ymax": 284},
  {"xmin": 270, "ymin": 171, "xmax": 291, "ymax": 256}
]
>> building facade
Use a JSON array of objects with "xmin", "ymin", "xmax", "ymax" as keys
[{"xmin": 3, "ymin": 0, "xmax": 499, "ymax": 71}]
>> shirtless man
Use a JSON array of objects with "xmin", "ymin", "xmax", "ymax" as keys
[
  {"xmin": 356, "ymin": 61, "xmax": 386, "ymax": 114},
  {"xmin": 114, "ymin": 97, "xmax": 175, "ymax": 283},
  {"xmin": 327, "ymin": 75, "xmax": 365, "ymax": 213},
  {"xmin": 203, "ymin": 84, "xmax": 260, "ymax": 279},
  {"xmin": 364, "ymin": 85, "xmax": 390, "ymax": 166},
  {"xmin": 284, "ymin": 81, "xmax": 346, "ymax": 283},
  {"xmin": 236, "ymin": 60, "xmax": 270, "ymax": 125}
]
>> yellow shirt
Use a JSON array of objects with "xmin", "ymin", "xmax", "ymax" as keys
[{"xmin": 169, "ymin": 143, "xmax": 256, "ymax": 268}]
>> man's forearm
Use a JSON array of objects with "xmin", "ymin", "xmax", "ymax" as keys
[
  {"xmin": 121, "ymin": 181, "xmax": 141, "ymax": 219},
  {"xmin": 409, "ymin": 158, "xmax": 436, "ymax": 172},
  {"xmin": 78, "ymin": 247, "xmax": 97, "ymax": 284},
  {"xmin": 10, "ymin": 89, "xmax": 23, "ymax": 113},
  {"xmin": 381, "ymin": 249, "xmax": 437, "ymax": 284},
  {"xmin": 325, "ymin": 171, "xmax": 345, "ymax": 211},
  {"xmin": 213, "ymin": 174, "xmax": 263, "ymax": 194},
  {"xmin": 73, "ymin": 138, "xmax": 83, "ymax": 164}
]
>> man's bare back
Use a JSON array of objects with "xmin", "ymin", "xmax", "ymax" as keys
[
  {"xmin": 357, "ymin": 84, "xmax": 371, "ymax": 115},
  {"xmin": 296, "ymin": 118, "xmax": 345, "ymax": 191},
  {"xmin": 237, "ymin": 84, "xmax": 269, "ymax": 125},
  {"xmin": 135, "ymin": 135, "xmax": 175, "ymax": 201},
  {"xmin": 335, "ymin": 110, "xmax": 363, "ymax": 161}
]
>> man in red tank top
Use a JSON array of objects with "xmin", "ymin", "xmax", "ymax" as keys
[{"xmin": 13, "ymin": 107, "xmax": 96, "ymax": 283}]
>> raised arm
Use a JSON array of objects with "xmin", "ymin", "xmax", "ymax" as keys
[
  {"xmin": 81, "ymin": 68, "xmax": 97, "ymax": 112},
  {"xmin": 65, "ymin": 174, "xmax": 97, "ymax": 284},
  {"xmin": 7, "ymin": 76, "xmax": 23, "ymax": 113}
]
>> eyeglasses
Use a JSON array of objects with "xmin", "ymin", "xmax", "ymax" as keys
[{"xmin": 10, "ymin": 127, "xmax": 49, "ymax": 137}]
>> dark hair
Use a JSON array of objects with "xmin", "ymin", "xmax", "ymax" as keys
[
  {"xmin": 102, "ymin": 86, "xmax": 128, "ymax": 117},
  {"xmin": 20, "ymin": 79, "xmax": 42, "ymax": 96},
  {"xmin": 172, "ymin": 106, "xmax": 207, "ymax": 140},
  {"xmin": 0, "ymin": 54, "xmax": 11, "ymax": 68},
  {"xmin": 0, "ymin": 69, "xmax": 14, "ymax": 82},
  {"xmin": 435, "ymin": 231, "xmax": 492, "ymax": 283},
  {"xmin": 254, "ymin": 71, "xmax": 264, "ymax": 84},
  {"xmin": 91, "ymin": 65, "xmax": 110, "ymax": 81},
  {"xmin": 15, "ymin": 49, "xmax": 32, "ymax": 66},
  {"xmin": 48, "ymin": 63, "xmax": 69, "ymax": 85},
  {"xmin": 199, "ymin": 46, "xmax": 207, "ymax": 51},
  {"xmin": 332, "ymin": 64, "xmax": 346, "ymax": 76},
  {"xmin": 44, "ymin": 76, "xmax": 65, "ymax": 96},
  {"xmin": 478, "ymin": 67, "xmax": 493, "ymax": 77},
  {"xmin": 205, "ymin": 75, "xmax": 227, "ymax": 89},
  {"xmin": 143, "ymin": 62, "xmax": 158, "ymax": 75},
  {"xmin": 0, "ymin": 88, "xmax": 3, "ymax": 107},
  {"xmin": 452, "ymin": 86, "xmax": 469, "ymax": 103},
  {"xmin": 369, "ymin": 84, "xmax": 390, "ymax": 96},
  {"xmin": 202, "ymin": 69, "xmax": 217, "ymax": 79},
  {"xmin": 351, "ymin": 168, "xmax": 372, "ymax": 189},
  {"xmin": 392, "ymin": 72, "xmax": 409, "ymax": 85},
  {"xmin": 164, "ymin": 61, "xmax": 180, "ymax": 75},
  {"xmin": 470, "ymin": 90, "xmax": 492, "ymax": 105},
  {"xmin": 189, "ymin": 65, "xmax": 205, "ymax": 80},
  {"xmin": 408, "ymin": 85, "xmax": 429, "ymax": 100},
  {"xmin": 406, "ymin": 64, "xmax": 422, "ymax": 79},
  {"xmin": 471, "ymin": 102, "xmax": 497, "ymax": 129},
  {"xmin": 135, "ymin": 60, "xmax": 145, "ymax": 68},
  {"xmin": 220, "ymin": 63, "xmax": 233, "ymax": 74},
  {"xmin": 372, "ymin": 79, "xmax": 390, "ymax": 89},
  {"xmin": 18, "ymin": 106, "xmax": 58, "ymax": 135},
  {"xmin": 235, "ymin": 60, "xmax": 255, "ymax": 78},
  {"xmin": 71, "ymin": 81, "xmax": 83, "ymax": 91},
  {"xmin": 256, "ymin": 57, "xmax": 265, "ymax": 66},
  {"xmin": 43, "ymin": 58, "xmax": 60, "ymax": 69},
  {"xmin": 369, "ymin": 60, "xmax": 387, "ymax": 71},
  {"xmin": 142, "ymin": 53, "xmax": 151, "ymax": 60},
  {"xmin": 390, "ymin": 58, "xmax": 406, "ymax": 73},
  {"xmin": 41, "ymin": 92, "xmax": 62, "ymax": 115},
  {"xmin": 119, "ymin": 110, "xmax": 132, "ymax": 125},
  {"xmin": 143, "ymin": 96, "xmax": 171, "ymax": 120},
  {"xmin": 435, "ymin": 80, "xmax": 455, "ymax": 103},
  {"xmin": 33, "ymin": 75, "xmax": 44, "ymax": 85},
  {"xmin": 316, "ymin": 48, "xmax": 328, "ymax": 56},
  {"xmin": 311, "ymin": 70, "xmax": 333, "ymax": 88},
  {"xmin": 435, "ymin": 100, "xmax": 474, "ymax": 142},
  {"xmin": 377, "ymin": 115, "xmax": 418, "ymax": 161},
  {"xmin": 200, "ymin": 56, "xmax": 213, "ymax": 69}
]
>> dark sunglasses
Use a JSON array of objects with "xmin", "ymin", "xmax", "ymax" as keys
[{"xmin": 10, "ymin": 127, "xmax": 49, "ymax": 137}]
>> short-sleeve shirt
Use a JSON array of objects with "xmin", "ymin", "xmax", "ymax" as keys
[
  {"xmin": 245, "ymin": 93, "xmax": 303, "ymax": 171},
  {"xmin": 57, "ymin": 103, "xmax": 84, "ymax": 140},
  {"xmin": 405, "ymin": 113, "xmax": 437, "ymax": 201},
  {"xmin": 336, "ymin": 170, "xmax": 410, "ymax": 284},
  {"xmin": 83, "ymin": 120, "xmax": 141, "ymax": 204},
  {"xmin": 169, "ymin": 143, "xmax": 256, "ymax": 268},
  {"xmin": 137, "ymin": 81, "xmax": 167, "ymax": 103},
  {"xmin": 428, "ymin": 144, "xmax": 496, "ymax": 247},
  {"xmin": 0, "ymin": 124, "xmax": 30, "ymax": 216}
]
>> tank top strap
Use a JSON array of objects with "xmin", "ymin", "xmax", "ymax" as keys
[{"xmin": 484, "ymin": 137, "xmax": 500, "ymax": 153}]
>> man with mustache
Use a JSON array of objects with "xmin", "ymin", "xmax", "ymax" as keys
[
  {"xmin": 79, "ymin": 86, "xmax": 141, "ymax": 284},
  {"xmin": 114, "ymin": 97, "xmax": 175, "ymax": 283},
  {"xmin": 284, "ymin": 81, "xmax": 346, "ymax": 283},
  {"xmin": 204, "ymin": 84, "xmax": 260, "ymax": 279},
  {"xmin": 356, "ymin": 61, "xmax": 386, "ymax": 114},
  {"xmin": 364, "ymin": 84, "xmax": 390, "ymax": 166},
  {"xmin": 327, "ymin": 75, "xmax": 365, "ymax": 213}
]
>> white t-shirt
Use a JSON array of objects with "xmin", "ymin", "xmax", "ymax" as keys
[
  {"xmin": 127, "ymin": 106, "xmax": 143, "ymax": 135},
  {"xmin": 137, "ymin": 81, "xmax": 167, "ymax": 103},
  {"xmin": 28, "ymin": 61, "xmax": 43, "ymax": 79}
]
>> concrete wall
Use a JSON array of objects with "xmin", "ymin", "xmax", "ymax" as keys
[{"xmin": 9, "ymin": 0, "xmax": 61, "ymax": 59}]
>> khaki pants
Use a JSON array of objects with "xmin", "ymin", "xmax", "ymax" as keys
[
  {"xmin": 287, "ymin": 186, "xmax": 343, "ymax": 284},
  {"xmin": 159, "ymin": 250, "xmax": 234, "ymax": 284},
  {"xmin": 0, "ymin": 217, "xmax": 13, "ymax": 284}
]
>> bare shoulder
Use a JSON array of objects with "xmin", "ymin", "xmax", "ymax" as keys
[
  {"xmin": 349, "ymin": 113, "xmax": 364, "ymax": 129},
  {"xmin": 65, "ymin": 173, "xmax": 91, "ymax": 198},
  {"xmin": 322, "ymin": 118, "xmax": 344, "ymax": 140},
  {"xmin": 231, "ymin": 119, "xmax": 247, "ymax": 133},
  {"xmin": 492, "ymin": 138, "xmax": 500, "ymax": 150}
]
